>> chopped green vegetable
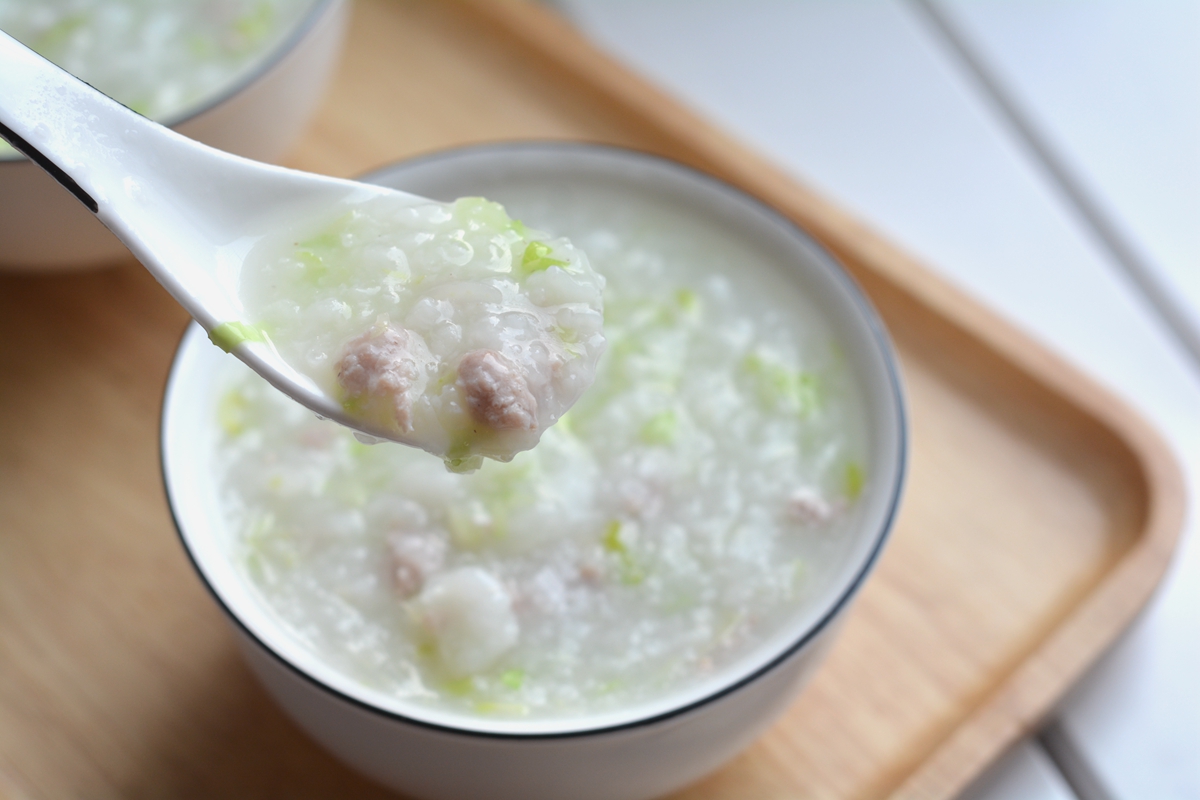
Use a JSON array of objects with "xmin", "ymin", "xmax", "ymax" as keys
[
  {"xmin": 742, "ymin": 352, "xmax": 820, "ymax": 415},
  {"xmin": 293, "ymin": 248, "xmax": 326, "ymax": 284},
  {"xmin": 789, "ymin": 559, "xmax": 807, "ymax": 592},
  {"xmin": 608, "ymin": 333, "xmax": 643, "ymax": 360},
  {"xmin": 620, "ymin": 563, "xmax": 646, "ymax": 586},
  {"xmin": 242, "ymin": 512, "xmax": 293, "ymax": 585},
  {"xmin": 217, "ymin": 388, "xmax": 250, "ymax": 436},
  {"xmin": 501, "ymin": 669, "xmax": 525, "ymax": 690},
  {"xmin": 209, "ymin": 321, "xmax": 268, "ymax": 353},
  {"xmin": 33, "ymin": 12, "xmax": 88, "ymax": 55},
  {"xmin": 639, "ymin": 409, "xmax": 678, "ymax": 446},
  {"xmin": 478, "ymin": 461, "xmax": 536, "ymax": 506},
  {"xmin": 297, "ymin": 231, "xmax": 341, "ymax": 251},
  {"xmin": 519, "ymin": 241, "xmax": 568, "ymax": 276},
  {"xmin": 340, "ymin": 393, "xmax": 366, "ymax": 416},
  {"xmin": 550, "ymin": 323, "xmax": 581, "ymax": 346},
  {"xmin": 234, "ymin": 1, "xmax": 275, "ymax": 46},
  {"xmin": 286, "ymin": 211, "xmax": 365, "ymax": 290},
  {"xmin": 330, "ymin": 478, "xmax": 369, "ymax": 509},
  {"xmin": 446, "ymin": 500, "xmax": 500, "ymax": 546},
  {"xmin": 187, "ymin": 33, "xmax": 216, "ymax": 58},
  {"xmin": 347, "ymin": 436, "xmax": 374, "ymax": 459},
  {"xmin": 844, "ymin": 462, "xmax": 866, "ymax": 501},
  {"xmin": 601, "ymin": 521, "xmax": 645, "ymax": 585},
  {"xmin": 601, "ymin": 520, "xmax": 626, "ymax": 553},
  {"xmin": 555, "ymin": 411, "xmax": 575, "ymax": 436},
  {"xmin": 674, "ymin": 288, "xmax": 703, "ymax": 320},
  {"xmin": 444, "ymin": 453, "xmax": 484, "ymax": 472},
  {"xmin": 661, "ymin": 590, "xmax": 696, "ymax": 614},
  {"xmin": 473, "ymin": 700, "xmax": 529, "ymax": 716},
  {"xmin": 444, "ymin": 433, "xmax": 485, "ymax": 475},
  {"xmin": 382, "ymin": 269, "xmax": 411, "ymax": 292}
]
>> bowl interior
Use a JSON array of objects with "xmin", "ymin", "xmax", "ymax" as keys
[{"xmin": 162, "ymin": 143, "xmax": 906, "ymax": 737}]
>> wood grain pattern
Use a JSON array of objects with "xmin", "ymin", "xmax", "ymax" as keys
[{"xmin": 0, "ymin": 1, "xmax": 1184, "ymax": 798}]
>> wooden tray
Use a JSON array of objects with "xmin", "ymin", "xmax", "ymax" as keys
[{"xmin": 0, "ymin": 1, "xmax": 1185, "ymax": 798}]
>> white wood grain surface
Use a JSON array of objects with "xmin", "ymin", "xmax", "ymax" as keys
[
  {"xmin": 931, "ymin": 3, "xmax": 1200, "ymax": 797},
  {"xmin": 553, "ymin": 1, "xmax": 1200, "ymax": 798}
]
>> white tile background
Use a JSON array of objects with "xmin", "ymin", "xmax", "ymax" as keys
[{"xmin": 549, "ymin": 1, "xmax": 1200, "ymax": 797}]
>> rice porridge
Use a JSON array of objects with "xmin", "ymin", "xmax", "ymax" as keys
[{"xmin": 214, "ymin": 185, "xmax": 869, "ymax": 720}]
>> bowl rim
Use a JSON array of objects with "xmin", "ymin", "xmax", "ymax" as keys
[
  {"xmin": 0, "ymin": 0, "xmax": 341, "ymax": 164},
  {"xmin": 161, "ymin": 140, "xmax": 908, "ymax": 740}
]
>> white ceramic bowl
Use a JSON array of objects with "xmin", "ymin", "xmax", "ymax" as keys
[
  {"xmin": 0, "ymin": 0, "xmax": 349, "ymax": 271},
  {"xmin": 162, "ymin": 143, "xmax": 907, "ymax": 800}
]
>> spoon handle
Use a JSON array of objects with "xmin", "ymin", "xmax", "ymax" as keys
[
  {"xmin": 0, "ymin": 30, "xmax": 241, "ymax": 324},
  {"xmin": 0, "ymin": 31, "xmax": 160, "ymax": 215}
]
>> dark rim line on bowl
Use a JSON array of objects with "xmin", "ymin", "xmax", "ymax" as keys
[
  {"xmin": 160, "ymin": 141, "xmax": 909, "ymax": 741},
  {"xmin": 0, "ymin": 0, "xmax": 339, "ymax": 163}
]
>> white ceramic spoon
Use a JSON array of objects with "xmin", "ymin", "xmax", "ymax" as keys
[{"xmin": 0, "ymin": 29, "xmax": 429, "ymax": 445}]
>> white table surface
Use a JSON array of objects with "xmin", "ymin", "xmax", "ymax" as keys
[{"xmin": 552, "ymin": 2, "xmax": 1200, "ymax": 798}]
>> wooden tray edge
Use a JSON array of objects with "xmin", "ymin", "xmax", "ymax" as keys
[
  {"xmin": 449, "ymin": 1, "xmax": 1189, "ymax": 795},
  {"xmin": 891, "ymin": 372, "xmax": 1186, "ymax": 798}
]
